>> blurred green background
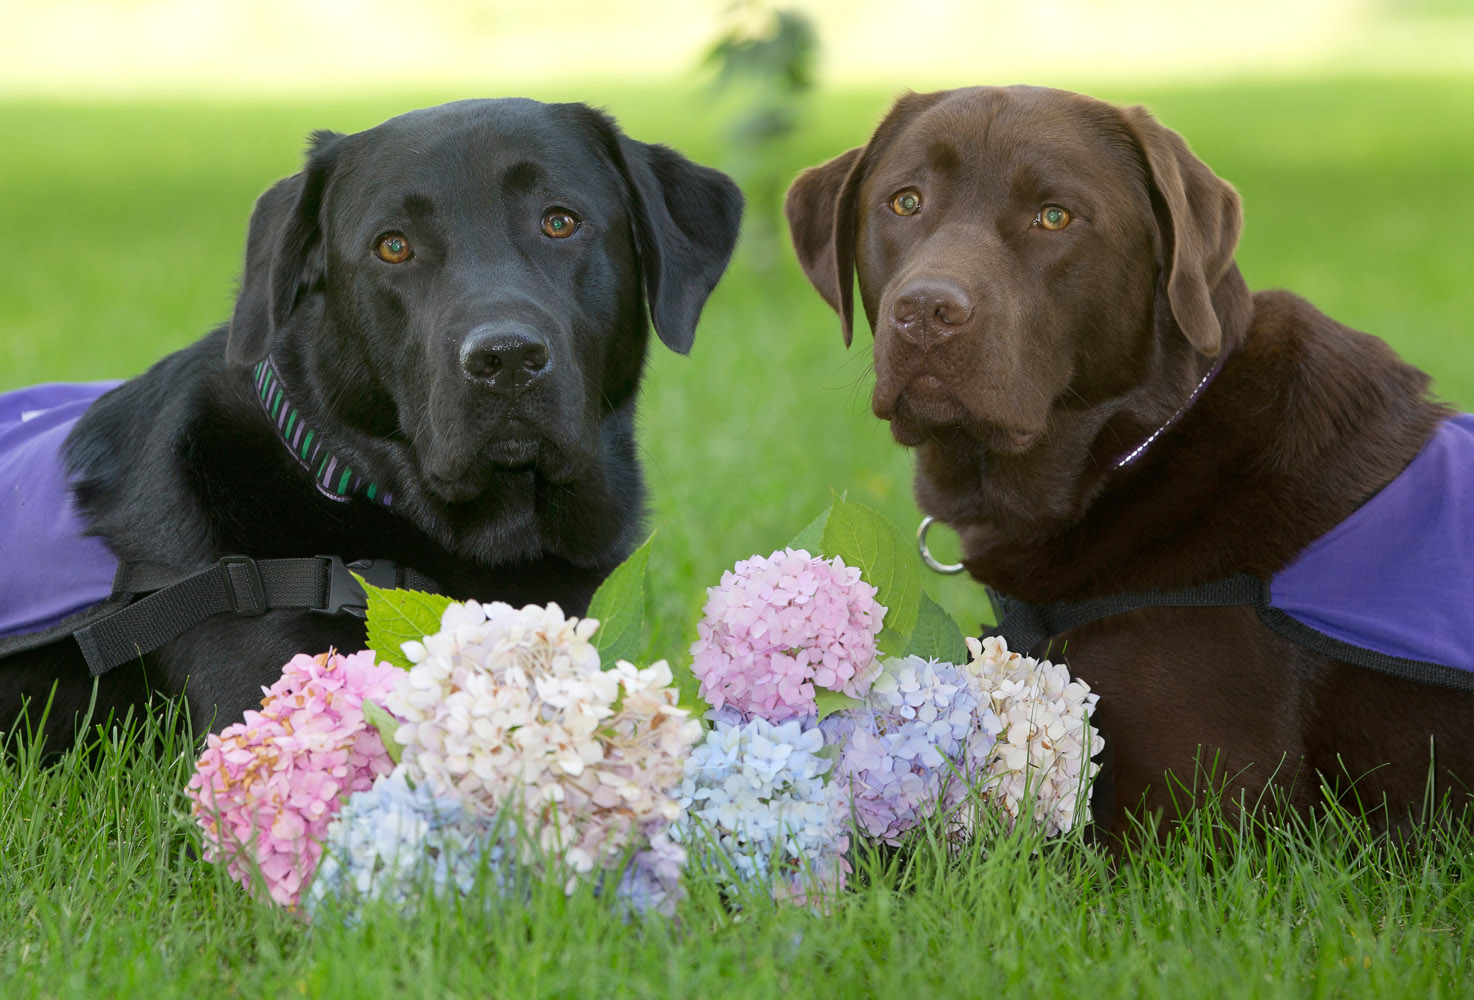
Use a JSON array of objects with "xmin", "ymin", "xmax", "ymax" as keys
[{"xmin": 2, "ymin": 0, "xmax": 1472, "ymax": 657}]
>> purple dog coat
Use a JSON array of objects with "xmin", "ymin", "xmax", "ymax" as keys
[
  {"xmin": 0, "ymin": 382, "xmax": 122, "ymax": 640},
  {"xmin": 985, "ymin": 413, "xmax": 1474, "ymax": 686},
  {"xmin": 1268, "ymin": 412, "xmax": 1474, "ymax": 672}
]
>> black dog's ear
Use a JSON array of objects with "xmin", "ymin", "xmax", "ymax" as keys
[
  {"xmin": 783, "ymin": 147, "xmax": 863, "ymax": 346},
  {"xmin": 1123, "ymin": 106, "xmax": 1244, "ymax": 357},
  {"xmin": 225, "ymin": 130, "xmax": 344, "ymax": 366},
  {"xmin": 616, "ymin": 137, "xmax": 744, "ymax": 355}
]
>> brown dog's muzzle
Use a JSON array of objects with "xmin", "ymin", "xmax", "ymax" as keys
[{"xmin": 889, "ymin": 277, "xmax": 975, "ymax": 348}]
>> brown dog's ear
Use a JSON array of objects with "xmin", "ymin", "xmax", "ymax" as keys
[
  {"xmin": 784, "ymin": 147, "xmax": 863, "ymax": 346},
  {"xmin": 225, "ymin": 130, "xmax": 344, "ymax": 366},
  {"xmin": 786, "ymin": 90, "xmax": 949, "ymax": 347},
  {"xmin": 1123, "ymin": 106, "xmax": 1243, "ymax": 357}
]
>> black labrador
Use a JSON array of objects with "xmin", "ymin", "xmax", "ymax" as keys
[{"xmin": 1, "ymin": 98, "xmax": 742, "ymax": 754}]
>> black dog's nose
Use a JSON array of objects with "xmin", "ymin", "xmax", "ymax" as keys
[
  {"xmin": 891, "ymin": 280, "xmax": 974, "ymax": 345},
  {"xmin": 460, "ymin": 326, "xmax": 551, "ymax": 393}
]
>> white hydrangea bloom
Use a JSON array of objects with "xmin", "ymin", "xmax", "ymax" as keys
[
  {"xmin": 960, "ymin": 635, "xmax": 1103, "ymax": 836},
  {"xmin": 384, "ymin": 600, "xmax": 701, "ymax": 889}
]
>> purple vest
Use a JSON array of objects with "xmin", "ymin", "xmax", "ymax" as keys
[
  {"xmin": 0, "ymin": 382, "xmax": 122, "ymax": 639},
  {"xmin": 985, "ymin": 413, "xmax": 1474, "ymax": 684},
  {"xmin": 1269, "ymin": 413, "xmax": 1474, "ymax": 672}
]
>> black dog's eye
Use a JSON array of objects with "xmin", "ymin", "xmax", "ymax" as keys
[
  {"xmin": 375, "ymin": 232, "xmax": 413, "ymax": 263},
  {"xmin": 1034, "ymin": 206, "xmax": 1072, "ymax": 231},
  {"xmin": 541, "ymin": 210, "xmax": 580, "ymax": 239},
  {"xmin": 889, "ymin": 190, "xmax": 922, "ymax": 216}
]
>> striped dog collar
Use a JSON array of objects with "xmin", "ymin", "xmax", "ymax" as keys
[{"xmin": 253, "ymin": 356, "xmax": 393, "ymax": 507}]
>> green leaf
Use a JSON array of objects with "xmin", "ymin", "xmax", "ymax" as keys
[
  {"xmin": 360, "ymin": 699, "xmax": 403, "ymax": 766},
  {"xmin": 876, "ymin": 626, "xmax": 910, "ymax": 658},
  {"xmin": 814, "ymin": 688, "xmax": 864, "ymax": 719},
  {"xmin": 815, "ymin": 741, "xmax": 842, "ymax": 769},
  {"xmin": 904, "ymin": 592, "xmax": 969, "ymax": 664},
  {"xmin": 788, "ymin": 506, "xmax": 831, "ymax": 554},
  {"xmin": 820, "ymin": 496, "xmax": 923, "ymax": 644},
  {"xmin": 359, "ymin": 574, "xmax": 454, "ymax": 671},
  {"xmin": 587, "ymin": 534, "xmax": 653, "ymax": 666}
]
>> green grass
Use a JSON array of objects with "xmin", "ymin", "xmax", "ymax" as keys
[
  {"xmin": 3, "ymin": 75, "xmax": 1474, "ymax": 997},
  {"xmin": 5, "ymin": 707, "xmax": 1474, "ymax": 997}
]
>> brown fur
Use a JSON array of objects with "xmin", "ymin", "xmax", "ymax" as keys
[{"xmin": 784, "ymin": 85, "xmax": 1471, "ymax": 841}]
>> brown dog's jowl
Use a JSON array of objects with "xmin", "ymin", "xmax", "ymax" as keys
[{"xmin": 785, "ymin": 84, "xmax": 1474, "ymax": 841}]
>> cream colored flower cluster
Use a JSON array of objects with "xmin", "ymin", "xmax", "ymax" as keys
[
  {"xmin": 961, "ymin": 636, "xmax": 1103, "ymax": 836},
  {"xmin": 385, "ymin": 600, "xmax": 701, "ymax": 878}
]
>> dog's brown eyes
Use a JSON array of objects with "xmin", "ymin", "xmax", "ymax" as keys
[
  {"xmin": 375, "ymin": 233, "xmax": 413, "ymax": 263},
  {"xmin": 1036, "ymin": 206, "xmax": 1072, "ymax": 231},
  {"xmin": 541, "ymin": 211, "xmax": 580, "ymax": 239},
  {"xmin": 889, "ymin": 190, "xmax": 922, "ymax": 216}
]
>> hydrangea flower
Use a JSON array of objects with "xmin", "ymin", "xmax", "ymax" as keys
[
  {"xmin": 304, "ymin": 765, "xmax": 509, "ymax": 922},
  {"xmin": 960, "ymin": 636, "xmax": 1103, "ymax": 836},
  {"xmin": 385, "ymin": 600, "xmax": 701, "ymax": 890},
  {"xmin": 187, "ymin": 649, "xmax": 399, "ymax": 907},
  {"xmin": 308, "ymin": 768, "xmax": 688, "ymax": 923},
  {"xmin": 674, "ymin": 710, "xmax": 848, "ymax": 897},
  {"xmin": 821, "ymin": 655, "xmax": 1000, "ymax": 844},
  {"xmin": 612, "ymin": 828, "xmax": 688, "ymax": 917},
  {"xmin": 690, "ymin": 548, "xmax": 885, "ymax": 721}
]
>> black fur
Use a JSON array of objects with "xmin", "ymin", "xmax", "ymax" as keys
[{"xmin": 1, "ymin": 98, "xmax": 743, "ymax": 754}]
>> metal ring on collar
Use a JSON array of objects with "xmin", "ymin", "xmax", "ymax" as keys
[{"xmin": 916, "ymin": 515, "xmax": 966, "ymax": 575}]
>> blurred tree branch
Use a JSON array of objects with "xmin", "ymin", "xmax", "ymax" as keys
[{"xmin": 702, "ymin": 2, "xmax": 819, "ymax": 270}]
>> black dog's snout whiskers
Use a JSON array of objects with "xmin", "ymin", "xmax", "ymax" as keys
[{"xmin": 460, "ymin": 326, "xmax": 552, "ymax": 393}]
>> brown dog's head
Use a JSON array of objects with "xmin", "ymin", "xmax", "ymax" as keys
[{"xmin": 785, "ymin": 86, "xmax": 1252, "ymax": 531}]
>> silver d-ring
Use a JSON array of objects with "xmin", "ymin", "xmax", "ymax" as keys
[{"xmin": 916, "ymin": 515, "xmax": 965, "ymax": 575}]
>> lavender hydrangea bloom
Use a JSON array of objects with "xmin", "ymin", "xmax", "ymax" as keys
[
  {"xmin": 612, "ymin": 828, "xmax": 687, "ymax": 917},
  {"xmin": 673, "ymin": 711, "xmax": 847, "ymax": 895},
  {"xmin": 304, "ymin": 766, "xmax": 508, "ymax": 921},
  {"xmin": 821, "ymin": 656, "xmax": 1001, "ymax": 844}
]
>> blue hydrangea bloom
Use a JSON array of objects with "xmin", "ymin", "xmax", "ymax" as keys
[
  {"xmin": 304, "ymin": 766, "xmax": 508, "ymax": 920},
  {"xmin": 673, "ymin": 710, "xmax": 847, "ymax": 892}
]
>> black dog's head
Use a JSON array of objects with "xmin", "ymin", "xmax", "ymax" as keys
[{"xmin": 225, "ymin": 98, "xmax": 742, "ymax": 553}]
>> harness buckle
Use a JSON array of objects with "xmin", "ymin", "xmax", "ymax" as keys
[
  {"xmin": 220, "ymin": 555, "xmax": 267, "ymax": 617},
  {"xmin": 318, "ymin": 555, "xmax": 399, "ymax": 619}
]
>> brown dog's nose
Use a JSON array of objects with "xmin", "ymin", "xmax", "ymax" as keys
[
  {"xmin": 460, "ymin": 326, "xmax": 550, "ymax": 393},
  {"xmin": 891, "ymin": 279, "xmax": 974, "ymax": 345}
]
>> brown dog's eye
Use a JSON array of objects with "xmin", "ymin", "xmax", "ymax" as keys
[
  {"xmin": 1036, "ymin": 206, "xmax": 1072, "ymax": 231},
  {"xmin": 541, "ymin": 210, "xmax": 580, "ymax": 239},
  {"xmin": 375, "ymin": 233, "xmax": 413, "ymax": 263},
  {"xmin": 889, "ymin": 190, "xmax": 922, "ymax": 216}
]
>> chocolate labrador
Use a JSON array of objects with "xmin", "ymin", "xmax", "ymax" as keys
[
  {"xmin": 785, "ymin": 85, "xmax": 1474, "ymax": 841},
  {"xmin": 1, "ymin": 98, "xmax": 742, "ymax": 755}
]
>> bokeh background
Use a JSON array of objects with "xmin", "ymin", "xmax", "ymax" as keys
[{"xmin": 3, "ymin": 0, "xmax": 1472, "ymax": 650}]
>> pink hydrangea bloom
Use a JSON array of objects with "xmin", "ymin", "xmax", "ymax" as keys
[
  {"xmin": 690, "ymin": 548, "xmax": 885, "ymax": 720},
  {"xmin": 187, "ymin": 649, "xmax": 400, "ymax": 907}
]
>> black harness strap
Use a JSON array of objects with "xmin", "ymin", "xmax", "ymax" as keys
[
  {"xmin": 984, "ymin": 574, "xmax": 1265, "ymax": 654},
  {"xmin": 985, "ymin": 573, "xmax": 1474, "ymax": 692},
  {"xmin": 52, "ymin": 555, "xmax": 436, "ymax": 677}
]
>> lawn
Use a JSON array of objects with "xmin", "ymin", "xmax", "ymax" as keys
[{"xmin": 2, "ymin": 75, "xmax": 1473, "ymax": 997}]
